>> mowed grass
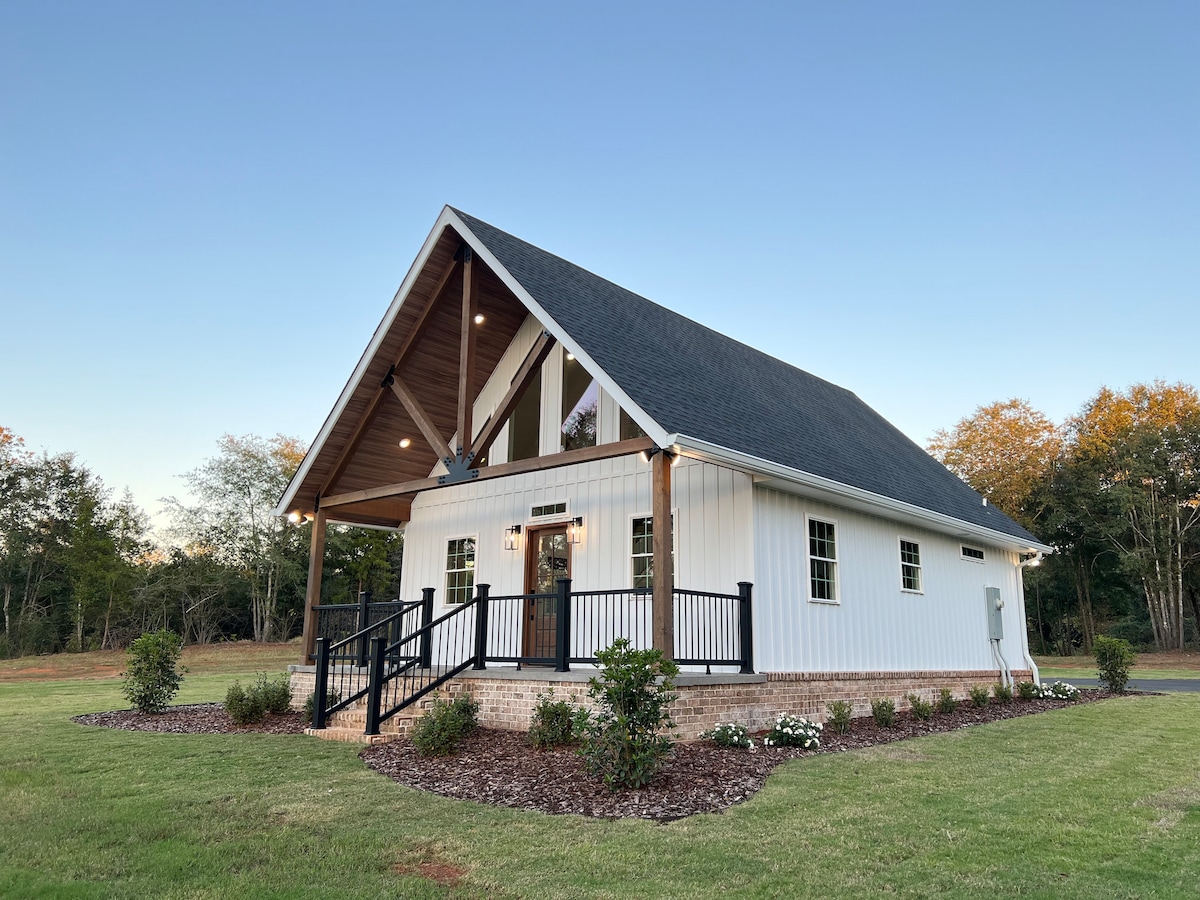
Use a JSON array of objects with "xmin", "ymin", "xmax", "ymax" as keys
[
  {"xmin": 1035, "ymin": 650, "xmax": 1200, "ymax": 682},
  {"xmin": 0, "ymin": 640, "xmax": 302, "ymax": 683},
  {"xmin": 1, "ymin": 662, "xmax": 1198, "ymax": 898}
]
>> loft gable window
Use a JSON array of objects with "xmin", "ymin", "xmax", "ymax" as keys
[
  {"xmin": 506, "ymin": 364, "xmax": 542, "ymax": 462},
  {"xmin": 561, "ymin": 354, "xmax": 597, "ymax": 451}
]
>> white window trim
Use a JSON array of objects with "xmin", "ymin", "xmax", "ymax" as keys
[
  {"xmin": 528, "ymin": 501, "xmax": 571, "ymax": 524},
  {"xmin": 804, "ymin": 513, "xmax": 841, "ymax": 605},
  {"xmin": 898, "ymin": 536, "xmax": 924, "ymax": 595},
  {"xmin": 960, "ymin": 545, "xmax": 986, "ymax": 563},
  {"xmin": 628, "ymin": 509, "xmax": 678, "ymax": 592},
  {"xmin": 443, "ymin": 533, "xmax": 478, "ymax": 607}
]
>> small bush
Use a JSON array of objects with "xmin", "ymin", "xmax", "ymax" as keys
[
  {"xmin": 936, "ymin": 688, "xmax": 958, "ymax": 714},
  {"xmin": 764, "ymin": 713, "xmax": 822, "ymax": 749},
  {"xmin": 225, "ymin": 673, "xmax": 292, "ymax": 725},
  {"xmin": 871, "ymin": 698, "xmax": 896, "ymax": 727},
  {"xmin": 412, "ymin": 692, "xmax": 479, "ymax": 756},
  {"xmin": 993, "ymin": 682, "xmax": 1013, "ymax": 703},
  {"xmin": 1016, "ymin": 681, "xmax": 1038, "ymax": 700},
  {"xmin": 906, "ymin": 693, "xmax": 933, "ymax": 721},
  {"xmin": 702, "ymin": 722, "xmax": 755, "ymax": 749},
  {"xmin": 580, "ymin": 638, "xmax": 679, "ymax": 790},
  {"xmin": 1094, "ymin": 635, "xmax": 1136, "ymax": 693},
  {"xmin": 528, "ymin": 688, "xmax": 588, "ymax": 749},
  {"xmin": 122, "ymin": 630, "xmax": 185, "ymax": 714},
  {"xmin": 969, "ymin": 686, "xmax": 990, "ymax": 708},
  {"xmin": 826, "ymin": 700, "xmax": 853, "ymax": 734},
  {"xmin": 1036, "ymin": 680, "xmax": 1081, "ymax": 701},
  {"xmin": 303, "ymin": 689, "xmax": 341, "ymax": 724}
]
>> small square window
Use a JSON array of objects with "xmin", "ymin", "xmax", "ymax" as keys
[{"xmin": 961, "ymin": 545, "xmax": 985, "ymax": 563}]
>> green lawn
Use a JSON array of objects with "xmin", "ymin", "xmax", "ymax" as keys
[
  {"xmin": 2, "ymin": 666, "xmax": 1199, "ymax": 898},
  {"xmin": 1034, "ymin": 653, "xmax": 1200, "ymax": 682}
]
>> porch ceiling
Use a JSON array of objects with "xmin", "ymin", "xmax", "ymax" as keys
[{"xmin": 284, "ymin": 226, "xmax": 531, "ymax": 527}]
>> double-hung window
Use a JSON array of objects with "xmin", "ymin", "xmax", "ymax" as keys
[
  {"xmin": 900, "ymin": 539, "xmax": 922, "ymax": 593},
  {"xmin": 807, "ymin": 517, "xmax": 839, "ymax": 603},
  {"xmin": 445, "ymin": 537, "xmax": 476, "ymax": 604},
  {"xmin": 631, "ymin": 515, "xmax": 674, "ymax": 589}
]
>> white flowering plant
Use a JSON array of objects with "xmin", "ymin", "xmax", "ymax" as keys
[
  {"xmin": 701, "ymin": 722, "xmax": 754, "ymax": 750},
  {"xmin": 763, "ymin": 712, "xmax": 822, "ymax": 749},
  {"xmin": 1036, "ymin": 680, "xmax": 1081, "ymax": 701}
]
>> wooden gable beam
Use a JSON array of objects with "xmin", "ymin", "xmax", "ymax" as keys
[
  {"xmin": 320, "ymin": 436, "xmax": 655, "ymax": 509},
  {"xmin": 468, "ymin": 329, "xmax": 556, "ymax": 466},
  {"xmin": 318, "ymin": 252, "xmax": 461, "ymax": 498},
  {"xmin": 388, "ymin": 372, "xmax": 455, "ymax": 467},
  {"xmin": 456, "ymin": 247, "xmax": 477, "ymax": 458}
]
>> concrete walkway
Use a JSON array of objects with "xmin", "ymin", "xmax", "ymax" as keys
[{"xmin": 1052, "ymin": 677, "xmax": 1200, "ymax": 693}]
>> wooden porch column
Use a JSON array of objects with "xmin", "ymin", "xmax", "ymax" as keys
[
  {"xmin": 300, "ymin": 509, "xmax": 328, "ymax": 664},
  {"xmin": 651, "ymin": 449, "xmax": 674, "ymax": 659}
]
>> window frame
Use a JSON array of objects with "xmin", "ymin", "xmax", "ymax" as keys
[
  {"xmin": 898, "ymin": 537, "xmax": 923, "ymax": 594},
  {"xmin": 805, "ymin": 514, "xmax": 840, "ymax": 604},
  {"xmin": 628, "ymin": 510, "xmax": 677, "ymax": 591},
  {"xmin": 443, "ymin": 534, "xmax": 478, "ymax": 605},
  {"xmin": 960, "ymin": 545, "xmax": 986, "ymax": 563}
]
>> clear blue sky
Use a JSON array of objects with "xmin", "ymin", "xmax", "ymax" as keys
[{"xmin": 2, "ymin": 2, "xmax": 1196, "ymax": 532}]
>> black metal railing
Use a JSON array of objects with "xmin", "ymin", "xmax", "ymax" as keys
[
  {"xmin": 309, "ymin": 580, "xmax": 754, "ymax": 736},
  {"xmin": 313, "ymin": 592, "xmax": 416, "ymax": 665}
]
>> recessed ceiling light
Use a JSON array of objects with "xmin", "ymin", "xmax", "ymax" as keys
[
  {"xmin": 566, "ymin": 353, "xmax": 575, "ymax": 361},
  {"xmin": 474, "ymin": 313, "xmax": 485, "ymax": 325},
  {"xmin": 398, "ymin": 438, "xmax": 412, "ymax": 449}
]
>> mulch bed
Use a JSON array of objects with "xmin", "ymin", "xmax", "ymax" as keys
[
  {"xmin": 73, "ymin": 689, "xmax": 1137, "ymax": 821},
  {"xmin": 72, "ymin": 703, "xmax": 308, "ymax": 735}
]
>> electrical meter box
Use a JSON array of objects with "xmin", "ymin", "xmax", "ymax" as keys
[{"xmin": 985, "ymin": 587, "xmax": 1004, "ymax": 640}]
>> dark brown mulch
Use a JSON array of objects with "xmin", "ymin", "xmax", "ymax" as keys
[
  {"xmin": 72, "ymin": 702, "xmax": 307, "ymax": 735},
  {"xmin": 361, "ymin": 689, "xmax": 1130, "ymax": 821}
]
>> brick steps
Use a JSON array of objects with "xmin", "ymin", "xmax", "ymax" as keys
[{"xmin": 304, "ymin": 696, "xmax": 435, "ymax": 744}]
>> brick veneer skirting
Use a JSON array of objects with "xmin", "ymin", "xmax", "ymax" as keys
[{"xmin": 289, "ymin": 665, "xmax": 1031, "ymax": 741}]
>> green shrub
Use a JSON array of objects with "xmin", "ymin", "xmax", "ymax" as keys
[
  {"xmin": 702, "ymin": 722, "xmax": 754, "ymax": 749},
  {"xmin": 528, "ymin": 688, "xmax": 588, "ymax": 749},
  {"xmin": 224, "ymin": 672, "xmax": 292, "ymax": 725},
  {"xmin": 825, "ymin": 700, "xmax": 853, "ymax": 734},
  {"xmin": 121, "ymin": 630, "xmax": 185, "ymax": 714},
  {"xmin": 871, "ymin": 698, "xmax": 896, "ymax": 727},
  {"xmin": 412, "ymin": 692, "xmax": 479, "ymax": 756},
  {"xmin": 579, "ymin": 638, "xmax": 679, "ymax": 790},
  {"xmin": 1016, "ymin": 680, "xmax": 1038, "ymax": 700},
  {"xmin": 1094, "ymin": 635, "xmax": 1136, "ymax": 693},
  {"xmin": 906, "ymin": 693, "xmax": 933, "ymax": 721},
  {"xmin": 764, "ymin": 713, "xmax": 822, "ymax": 748},
  {"xmin": 936, "ymin": 688, "xmax": 958, "ymax": 714},
  {"xmin": 993, "ymin": 682, "xmax": 1013, "ymax": 703},
  {"xmin": 303, "ymin": 689, "xmax": 341, "ymax": 725},
  {"xmin": 225, "ymin": 680, "xmax": 266, "ymax": 725},
  {"xmin": 968, "ymin": 685, "xmax": 990, "ymax": 708}
]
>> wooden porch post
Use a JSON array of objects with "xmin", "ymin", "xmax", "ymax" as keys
[
  {"xmin": 300, "ymin": 509, "xmax": 328, "ymax": 664},
  {"xmin": 651, "ymin": 449, "xmax": 674, "ymax": 659}
]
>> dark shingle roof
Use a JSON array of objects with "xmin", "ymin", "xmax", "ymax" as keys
[{"xmin": 453, "ymin": 209, "xmax": 1042, "ymax": 546}]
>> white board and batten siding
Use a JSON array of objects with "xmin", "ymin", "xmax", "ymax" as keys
[
  {"xmin": 399, "ymin": 457, "xmax": 755, "ymax": 609},
  {"xmin": 752, "ymin": 486, "xmax": 1028, "ymax": 674}
]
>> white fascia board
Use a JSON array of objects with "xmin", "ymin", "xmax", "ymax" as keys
[
  {"xmin": 669, "ymin": 433, "xmax": 1054, "ymax": 556},
  {"xmin": 274, "ymin": 206, "xmax": 462, "ymax": 517},
  {"xmin": 446, "ymin": 209, "xmax": 673, "ymax": 452}
]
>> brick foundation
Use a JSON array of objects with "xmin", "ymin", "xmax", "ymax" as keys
[{"xmin": 290, "ymin": 665, "xmax": 1029, "ymax": 741}]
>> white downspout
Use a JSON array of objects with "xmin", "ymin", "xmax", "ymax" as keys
[{"xmin": 1018, "ymin": 552, "xmax": 1044, "ymax": 685}]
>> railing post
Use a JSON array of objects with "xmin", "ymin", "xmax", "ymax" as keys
[
  {"xmin": 364, "ymin": 636, "xmax": 386, "ymax": 736},
  {"xmin": 555, "ymin": 577, "xmax": 572, "ymax": 673},
  {"xmin": 356, "ymin": 590, "xmax": 371, "ymax": 667},
  {"xmin": 472, "ymin": 583, "xmax": 490, "ymax": 670},
  {"xmin": 738, "ymin": 582, "xmax": 755, "ymax": 674},
  {"xmin": 419, "ymin": 587, "xmax": 435, "ymax": 668},
  {"xmin": 312, "ymin": 637, "xmax": 330, "ymax": 730}
]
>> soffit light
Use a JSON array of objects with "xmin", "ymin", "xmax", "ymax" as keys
[
  {"xmin": 474, "ymin": 313, "xmax": 485, "ymax": 325},
  {"xmin": 399, "ymin": 438, "xmax": 412, "ymax": 449}
]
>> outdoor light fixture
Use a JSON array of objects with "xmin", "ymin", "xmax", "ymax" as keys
[
  {"xmin": 567, "ymin": 516, "xmax": 584, "ymax": 544},
  {"xmin": 504, "ymin": 524, "xmax": 522, "ymax": 551},
  {"xmin": 640, "ymin": 446, "xmax": 683, "ymax": 467},
  {"xmin": 287, "ymin": 511, "xmax": 302, "ymax": 524},
  {"xmin": 398, "ymin": 438, "xmax": 412, "ymax": 449},
  {"xmin": 474, "ymin": 313, "xmax": 485, "ymax": 325},
  {"xmin": 566, "ymin": 352, "xmax": 575, "ymax": 361}
]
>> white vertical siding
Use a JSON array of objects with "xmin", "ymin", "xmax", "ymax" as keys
[
  {"xmin": 752, "ymin": 486, "xmax": 1026, "ymax": 673},
  {"xmin": 399, "ymin": 458, "xmax": 754, "ymax": 611}
]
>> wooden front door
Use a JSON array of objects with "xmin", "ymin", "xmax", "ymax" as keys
[{"xmin": 523, "ymin": 525, "xmax": 570, "ymax": 659}]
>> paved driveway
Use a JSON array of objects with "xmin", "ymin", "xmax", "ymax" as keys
[{"xmin": 1052, "ymin": 677, "xmax": 1200, "ymax": 693}]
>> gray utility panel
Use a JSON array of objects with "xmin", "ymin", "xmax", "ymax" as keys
[{"xmin": 985, "ymin": 586, "xmax": 1004, "ymax": 641}]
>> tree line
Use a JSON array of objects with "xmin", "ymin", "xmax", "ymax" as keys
[
  {"xmin": 0, "ymin": 428, "xmax": 402, "ymax": 658},
  {"xmin": 928, "ymin": 381, "xmax": 1200, "ymax": 655}
]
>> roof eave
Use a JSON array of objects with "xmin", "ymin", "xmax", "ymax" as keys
[{"xmin": 669, "ymin": 433, "xmax": 1054, "ymax": 555}]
